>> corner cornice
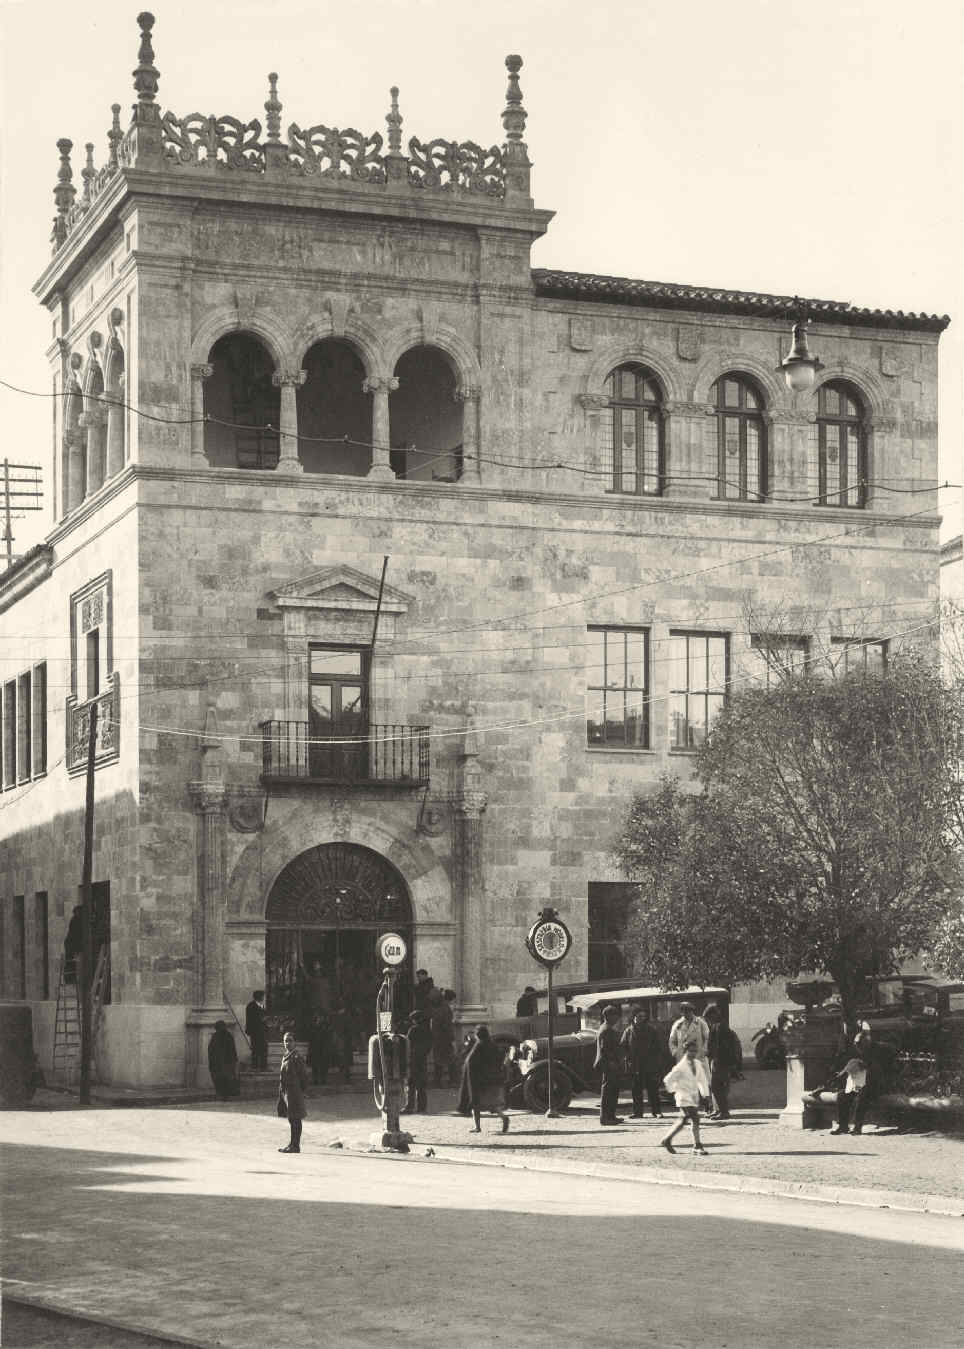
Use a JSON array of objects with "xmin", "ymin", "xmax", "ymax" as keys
[{"xmin": 0, "ymin": 545, "xmax": 55, "ymax": 613}]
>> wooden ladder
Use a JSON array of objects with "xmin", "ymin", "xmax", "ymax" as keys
[{"xmin": 51, "ymin": 947, "xmax": 109, "ymax": 1085}]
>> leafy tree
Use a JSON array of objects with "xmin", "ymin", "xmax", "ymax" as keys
[{"xmin": 615, "ymin": 658, "xmax": 963, "ymax": 1027}]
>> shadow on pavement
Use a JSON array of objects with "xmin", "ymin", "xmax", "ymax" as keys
[{"xmin": 4, "ymin": 1140, "xmax": 963, "ymax": 1349}]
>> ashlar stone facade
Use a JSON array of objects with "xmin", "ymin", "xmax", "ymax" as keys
[{"xmin": 0, "ymin": 13, "xmax": 948, "ymax": 1084}]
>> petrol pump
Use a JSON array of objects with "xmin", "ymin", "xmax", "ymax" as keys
[{"xmin": 368, "ymin": 931, "xmax": 410, "ymax": 1152}]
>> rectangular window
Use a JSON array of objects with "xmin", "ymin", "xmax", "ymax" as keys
[
  {"xmin": 2, "ymin": 682, "xmax": 15, "ymax": 788},
  {"xmin": 86, "ymin": 628, "xmax": 101, "ymax": 700},
  {"xmin": 749, "ymin": 635, "xmax": 809, "ymax": 687},
  {"xmin": 588, "ymin": 882, "xmax": 636, "ymax": 981},
  {"xmin": 13, "ymin": 895, "xmax": 25, "ymax": 999},
  {"xmin": 831, "ymin": 637, "xmax": 888, "ymax": 675},
  {"xmin": 35, "ymin": 892, "xmax": 49, "ymax": 999},
  {"xmin": 669, "ymin": 632, "xmax": 728, "ymax": 750},
  {"xmin": 586, "ymin": 627, "xmax": 649, "ymax": 748},
  {"xmin": 16, "ymin": 672, "xmax": 31, "ymax": 783},
  {"xmin": 31, "ymin": 663, "xmax": 47, "ymax": 776}
]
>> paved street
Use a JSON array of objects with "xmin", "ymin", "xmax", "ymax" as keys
[{"xmin": 3, "ymin": 1102, "xmax": 964, "ymax": 1349}]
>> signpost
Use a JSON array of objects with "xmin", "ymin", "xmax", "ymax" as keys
[
  {"xmin": 525, "ymin": 907, "xmax": 572, "ymax": 1118},
  {"xmin": 369, "ymin": 931, "xmax": 409, "ymax": 1150}
]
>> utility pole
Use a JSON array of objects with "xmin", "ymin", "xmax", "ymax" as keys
[
  {"xmin": 79, "ymin": 700, "xmax": 98, "ymax": 1105},
  {"xmin": 0, "ymin": 460, "xmax": 42, "ymax": 569}
]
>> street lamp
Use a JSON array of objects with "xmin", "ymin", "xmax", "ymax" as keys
[{"xmin": 778, "ymin": 317, "xmax": 824, "ymax": 393}]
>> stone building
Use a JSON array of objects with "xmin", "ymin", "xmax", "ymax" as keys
[{"xmin": 0, "ymin": 13, "xmax": 949, "ymax": 1084}]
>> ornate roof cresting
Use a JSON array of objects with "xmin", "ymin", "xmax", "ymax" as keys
[{"xmin": 48, "ymin": 12, "xmax": 535, "ymax": 255}]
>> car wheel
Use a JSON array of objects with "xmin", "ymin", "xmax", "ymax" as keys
[{"xmin": 523, "ymin": 1068, "xmax": 573, "ymax": 1112}]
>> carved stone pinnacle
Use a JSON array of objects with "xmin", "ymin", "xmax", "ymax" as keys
[
  {"xmin": 265, "ymin": 72, "xmax": 282, "ymax": 143},
  {"xmin": 386, "ymin": 86, "xmax": 403, "ymax": 155},
  {"xmin": 133, "ymin": 12, "xmax": 159, "ymax": 107}
]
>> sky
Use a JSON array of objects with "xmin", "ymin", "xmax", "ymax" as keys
[{"xmin": 1, "ymin": 0, "xmax": 961, "ymax": 553}]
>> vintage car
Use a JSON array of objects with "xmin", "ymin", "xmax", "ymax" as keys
[
  {"xmin": 812, "ymin": 975, "xmax": 963, "ymax": 1054},
  {"xmin": 508, "ymin": 982, "xmax": 730, "ymax": 1112}
]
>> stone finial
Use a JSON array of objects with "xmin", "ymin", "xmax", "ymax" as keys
[
  {"xmin": 107, "ymin": 104, "xmax": 123, "ymax": 168},
  {"xmin": 82, "ymin": 143, "xmax": 96, "ymax": 201},
  {"xmin": 133, "ymin": 12, "xmax": 159, "ymax": 109},
  {"xmin": 501, "ymin": 54, "xmax": 527, "ymax": 143},
  {"xmin": 265, "ymin": 72, "xmax": 282, "ymax": 143},
  {"xmin": 51, "ymin": 138, "xmax": 76, "ymax": 249},
  {"xmin": 386, "ymin": 86, "xmax": 402, "ymax": 154}
]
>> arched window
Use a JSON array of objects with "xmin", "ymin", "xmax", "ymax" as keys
[
  {"xmin": 602, "ymin": 364, "xmax": 664, "ymax": 495},
  {"xmin": 389, "ymin": 346, "xmax": 462, "ymax": 481},
  {"xmin": 298, "ymin": 340, "xmax": 371, "ymax": 476},
  {"xmin": 812, "ymin": 381, "xmax": 866, "ymax": 507},
  {"xmin": 712, "ymin": 375, "xmax": 766, "ymax": 502},
  {"xmin": 204, "ymin": 333, "xmax": 280, "ymax": 469}
]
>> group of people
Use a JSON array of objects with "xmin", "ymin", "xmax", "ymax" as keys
[{"xmin": 595, "ymin": 1000, "xmax": 743, "ymax": 1154}]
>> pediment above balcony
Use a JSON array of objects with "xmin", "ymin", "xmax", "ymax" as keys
[{"xmin": 268, "ymin": 565, "xmax": 413, "ymax": 615}]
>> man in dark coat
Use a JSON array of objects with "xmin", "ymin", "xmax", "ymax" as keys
[
  {"xmin": 244, "ymin": 990, "xmax": 268, "ymax": 1071},
  {"xmin": 207, "ymin": 1021, "xmax": 239, "ymax": 1101},
  {"xmin": 515, "ymin": 985, "xmax": 538, "ymax": 1017},
  {"xmin": 430, "ymin": 989, "xmax": 457, "ymax": 1086},
  {"xmin": 306, "ymin": 1011, "xmax": 331, "ymax": 1085},
  {"xmin": 413, "ymin": 968, "xmax": 436, "ymax": 1013},
  {"xmin": 595, "ymin": 1004, "xmax": 624, "ymax": 1125},
  {"xmin": 621, "ymin": 1009, "xmax": 666, "ymax": 1118},
  {"xmin": 403, "ymin": 1009, "xmax": 433, "ymax": 1113},
  {"xmin": 278, "ymin": 1031, "xmax": 309, "ymax": 1153},
  {"xmin": 705, "ymin": 1003, "xmax": 742, "ymax": 1120}
]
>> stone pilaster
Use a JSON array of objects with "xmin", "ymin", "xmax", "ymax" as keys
[
  {"xmin": 454, "ymin": 726, "xmax": 487, "ymax": 1017},
  {"xmin": 65, "ymin": 428, "xmax": 86, "ymax": 513},
  {"xmin": 272, "ymin": 369, "xmax": 307, "ymax": 472},
  {"xmin": 185, "ymin": 711, "xmax": 229, "ymax": 1086},
  {"xmin": 190, "ymin": 364, "xmax": 213, "ymax": 463},
  {"xmin": 455, "ymin": 385, "xmax": 481, "ymax": 482},
  {"xmin": 364, "ymin": 375, "xmax": 399, "ymax": 479}
]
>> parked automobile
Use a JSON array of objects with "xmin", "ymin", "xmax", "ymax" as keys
[
  {"xmin": 509, "ymin": 982, "xmax": 730, "ymax": 1112},
  {"xmin": 815, "ymin": 975, "xmax": 958, "ymax": 1054}
]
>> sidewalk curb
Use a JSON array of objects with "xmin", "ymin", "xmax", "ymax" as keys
[
  {"xmin": 336, "ymin": 1137, "xmax": 964, "ymax": 1218},
  {"xmin": 1, "ymin": 1293, "xmax": 211, "ymax": 1349}
]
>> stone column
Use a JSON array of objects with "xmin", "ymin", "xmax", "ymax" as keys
[
  {"xmin": 105, "ymin": 375, "xmax": 126, "ymax": 478},
  {"xmin": 186, "ymin": 717, "xmax": 230, "ymax": 1086},
  {"xmin": 190, "ymin": 364, "xmax": 213, "ymax": 463},
  {"xmin": 79, "ymin": 402, "xmax": 107, "ymax": 496},
  {"xmin": 66, "ymin": 428, "xmax": 85, "ymax": 513},
  {"xmin": 455, "ymin": 729, "xmax": 488, "ymax": 1018},
  {"xmin": 578, "ymin": 392, "xmax": 610, "ymax": 493},
  {"xmin": 456, "ymin": 385, "xmax": 481, "ymax": 482},
  {"xmin": 363, "ymin": 376, "xmax": 399, "ymax": 479},
  {"xmin": 272, "ymin": 369, "xmax": 307, "ymax": 472}
]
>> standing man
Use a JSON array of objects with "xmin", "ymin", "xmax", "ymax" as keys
[
  {"xmin": 403, "ymin": 1009, "xmax": 433, "ymax": 1114},
  {"xmin": 621, "ymin": 1009, "xmax": 666, "ymax": 1119},
  {"xmin": 245, "ymin": 990, "xmax": 268, "ymax": 1071},
  {"xmin": 595, "ymin": 1004, "xmax": 624, "ymax": 1126},
  {"xmin": 705, "ymin": 1003, "xmax": 742, "ymax": 1120},
  {"xmin": 669, "ymin": 1001, "xmax": 710, "ymax": 1063},
  {"xmin": 430, "ymin": 988, "xmax": 457, "ymax": 1087},
  {"xmin": 413, "ymin": 968, "xmax": 436, "ymax": 1013}
]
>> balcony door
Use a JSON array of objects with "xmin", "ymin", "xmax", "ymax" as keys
[{"xmin": 308, "ymin": 645, "xmax": 370, "ymax": 780}]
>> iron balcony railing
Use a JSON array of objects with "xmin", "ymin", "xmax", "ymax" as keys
[{"xmin": 260, "ymin": 720, "xmax": 430, "ymax": 786}]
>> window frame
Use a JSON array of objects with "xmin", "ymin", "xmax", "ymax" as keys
[
  {"xmin": 713, "ymin": 375, "xmax": 767, "ymax": 503},
  {"xmin": 749, "ymin": 634, "xmax": 810, "ymax": 687},
  {"xmin": 586, "ymin": 625, "xmax": 651, "ymax": 750},
  {"xmin": 813, "ymin": 381, "xmax": 867, "ymax": 508},
  {"xmin": 603, "ymin": 364, "xmax": 665, "ymax": 497},
  {"xmin": 668, "ymin": 630, "xmax": 730, "ymax": 751},
  {"xmin": 831, "ymin": 637, "xmax": 888, "ymax": 675}
]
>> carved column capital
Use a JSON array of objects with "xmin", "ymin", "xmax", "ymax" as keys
[
  {"xmin": 457, "ymin": 790, "xmax": 488, "ymax": 819},
  {"xmin": 454, "ymin": 385, "xmax": 481, "ymax": 403},
  {"xmin": 188, "ymin": 781, "xmax": 227, "ymax": 815},
  {"xmin": 78, "ymin": 403, "xmax": 108, "ymax": 429},
  {"xmin": 191, "ymin": 363, "xmax": 214, "ymax": 381},
  {"xmin": 363, "ymin": 376, "xmax": 400, "ymax": 395},
  {"xmin": 271, "ymin": 368, "xmax": 308, "ymax": 389},
  {"xmin": 578, "ymin": 391, "xmax": 610, "ymax": 412}
]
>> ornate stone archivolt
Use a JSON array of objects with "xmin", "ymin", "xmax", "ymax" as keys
[
  {"xmin": 690, "ymin": 350, "xmax": 789, "ymax": 411},
  {"xmin": 382, "ymin": 323, "xmax": 482, "ymax": 395},
  {"xmin": 583, "ymin": 341, "xmax": 687, "ymax": 405},
  {"xmin": 264, "ymin": 842, "xmax": 413, "ymax": 927}
]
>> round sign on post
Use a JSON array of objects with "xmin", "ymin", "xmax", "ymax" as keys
[
  {"xmin": 526, "ymin": 914, "xmax": 572, "ymax": 967},
  {"xmin": 525, "ymin": 908, "xmax": 572, "ymax": 1120},
  {"xmin": 378, "ymin": 932, "xmax": 407, "ymax": 967}
]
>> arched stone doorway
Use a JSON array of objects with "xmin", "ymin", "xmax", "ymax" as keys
[{"xmin": 263, "ymin": 842, "xmax": 413, "ymax": 1045}]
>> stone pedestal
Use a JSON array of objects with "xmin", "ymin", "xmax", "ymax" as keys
[{"xmin": 780, "ymin": 1010, "xmax": 840, "ymax": 1127}]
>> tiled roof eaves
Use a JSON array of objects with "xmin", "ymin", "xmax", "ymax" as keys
[{"xmin": 531, "ymin": 269, "xmax": 950, "ymax": 333}]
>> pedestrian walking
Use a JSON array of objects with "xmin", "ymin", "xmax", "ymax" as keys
[
  {"xmin": 430, "ymin": 988, "xmax": 457, "ymax": 1086},
  {"xmin": 464, "ymin": 1025, "xmax": 510, "ymax": 1134},
  {"xmin": 660, "ymin": 1045, "xmax": 711, "ymax": 1156},
  {"xmin": 277, "ymin": 1031, "xmax": 309, "ymax": 1154},
  {"xmin": 207, "ymin": 1021, "xmax": 239, "ymax": 1101},
  {"xmin": 705, "ymin": 1003, "xmax": 742, "ymax": 1120},
  {"xmin": 306, "ymin": 1011, "xmax": 331, "ymax": 1085},
  {"xmin": 244, "ymin": 989, "xmax": 268, "ymax": 1071},
  {"xmin": 621, "ymin": 1008, "xmax": 666, "ymax": 1118},
  {"xmin": 595, "ymin": 1004, "xmax": 624, "ymax": 1125},
  {"xmin": 403, "ymin": 1009, "xmax": 433, "ymax": 1113},
  {"xmin": 668, "ymin": 1001, "xmax": 710, "ymax": 1062}
]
